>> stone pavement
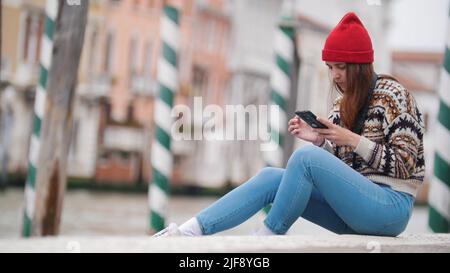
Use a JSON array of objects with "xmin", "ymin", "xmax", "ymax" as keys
[
  {"xmin": 2, "ymin": 189, "xmax": 447, "ymax": 253},
  {"xmin": 1, "ymin": 234, "xmax": 449, "ymax": 253}
]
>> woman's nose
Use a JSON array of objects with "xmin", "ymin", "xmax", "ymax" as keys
[{"xmin": 332, "ymin": 71, "xmax": 340, "ymax": 80}]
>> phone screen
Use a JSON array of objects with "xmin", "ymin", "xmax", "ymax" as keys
[{"xmin": 295, "ymin": 111, "xmax": 328, "ymax": 129}]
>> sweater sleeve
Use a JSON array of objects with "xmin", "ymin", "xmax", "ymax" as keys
[
  {"xmin": 353, "ymin": 112, "xmax": 424, "ymax": 179},
  {"xmin": 319, "ymin": 139, "xmax": 334, "ymax": 154}
]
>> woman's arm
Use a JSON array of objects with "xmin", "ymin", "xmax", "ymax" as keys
[
  {"xmin": 353, "ymin": 112, "xmax": 424, "ymax": 179},
  {"xmin": 315, "ymin": 110, "xmax": 424, "ymax": 179}
]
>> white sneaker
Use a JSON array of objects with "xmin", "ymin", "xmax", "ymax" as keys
[{"xmin": 152, "ymin": 223, "xmax": 182, "ymax": 237}]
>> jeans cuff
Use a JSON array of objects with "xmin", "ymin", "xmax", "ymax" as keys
[
  {"xmin": 195, "ymin": 214, "xmax": 210, "ymax": 235},
  {"xmin": 263, "ymin": 219, "xmax": 286, "ymax": 235}
]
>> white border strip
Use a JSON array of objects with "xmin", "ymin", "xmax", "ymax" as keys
[
  {"xmin": 157, "ymin": 58, "xmax": 178, "ymax": 92},
  {"xmin": 149, "ymin": 184, "xmax": 169, "ymax": 217},
  {"xmin": 40, "ymin": 35, "xmax": 53, "ymax": 70},
  {"xmin": 271, "ymin": 67, "xmax": 290, "ymax": 100},
  {"xmin": 46, "ymin": 0, "xmax": 59, "ymax": 21},
  {"xmin": 154, "ymin": 99, "xmax": 173, "ymax": 134},
  {"xmin": 438, "ymin": 69, "xmax": 450, "ymax": 108},
  {"xmin": 435, "ymin": 122, "xmax": 450, "ymax": 164},
  {"xmin": 151, "ymin": 141, "xmax": 173, "ymax": 178},
  {"xmin": 429, "ymin": 176, "xmax": 450, "ymax": 221},
  {"xmin": 161, "ymin": 16, "xmax": 180, "ymax": 52},
  {"xmin": 274, "ymin": 29, "xmax": 294, "ymax": 64},
  {"xmin": 29, "ymin": 135, "xmax": 41, "ymax": 167},
  {"xmin": 34, "ymin": 86, "xmax": 46, "ymax": 120}
]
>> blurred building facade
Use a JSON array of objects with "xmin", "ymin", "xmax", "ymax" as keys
[
  {"xmin": 0, "ymin": 0, "xmax": 233, "ymax": 188},
  {"xmin": 221, "ymin": 0, "xmax": 281, "ymax": 185},
  {"xmin": 72, "ymin": 0, "xmax": 232, "ymax": 186},
  {"xmin": 1, "ymin": 0, "xmax": 46, "ymax": 177},
  {"xmin": 1, "ymin": 0, "xmax": 439, "ymax": 194},
  {"xmin": 172, "ymin": 0, "xmax": 232, "ymax": 187}
]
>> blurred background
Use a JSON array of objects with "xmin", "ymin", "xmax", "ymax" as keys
[{"xmin": 0, "ymin": 0, "xmax": 449, "ymax": 238}]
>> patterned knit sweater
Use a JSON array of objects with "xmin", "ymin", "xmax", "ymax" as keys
[{"xmin": 320, "ymin": 77, "xmax": 425, "ymax": 197}]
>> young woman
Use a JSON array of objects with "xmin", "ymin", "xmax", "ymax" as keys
[{"xmin": 154, "ymin": 12, "xmax": 425, "ymax": 237}]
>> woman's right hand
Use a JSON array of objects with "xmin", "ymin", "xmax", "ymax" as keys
[{"xmin": 288, "ymin": 116, "xmax": 325, "ymax": 146}]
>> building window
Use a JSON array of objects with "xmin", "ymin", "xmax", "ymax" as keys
[
  {"xmin": 192, "ymin": 66, "xmax": 208, "ymax": 98},
  {"xmin": 110, "ymin": 0, "xmax": 122, "ymax": 6},
  {"xmin": 207, "ymin": 21, "xmax": 216, "ymax": 53},
  {"xmin": 128, "ymin": 37, "xmax": 139, "ymax": 78},
  {"xmin": 147, "ymin": 0, "xmax": 156, "ymax": 10},
  {"xmin": 143, "ymin": 41, "xmax": 153, "ymax": 77},
  {"xmin": 87, "ymin": 27, "xmax": 98, "ymax": 76},
  {"xmin": 133, "ymin": 0, "xmax": 140, "ymax": 10},
  {"xmin": 22, "ymin": 12, "xmax": 44, "ymax": 64},
  {"xmin": 424, "ymin": 113, "xmax": 429, "ymax": 130},
  {"xmin": 104, "ymin": 31, "xmax": 115, "ymax": 73},
  {"xmin": 69, "ymin": 120, "xmax": 80, "ymax": 159}
]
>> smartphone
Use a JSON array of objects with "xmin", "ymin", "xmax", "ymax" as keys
[{"xmin": 295, "ymin": 111, "xmax": 328, "ymax": 129}]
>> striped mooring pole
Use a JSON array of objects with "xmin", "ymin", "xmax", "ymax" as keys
[
  {"xmin": 428, "ymin": 6, "xmax": 450, "ymax": 233},
  {"xmin": 263, "ymin": 16, "xmax": 295, "ymax": 169},
  {"xmin": 149, "ymin": 5, "xmax": 180, "ymax": 233},
  {"xmin": 22, "ymin": 0, "xmax": 59, "ymax": 237},
  {"xmin": 262, "ymin": 9, "xmax": 296, "ymax": 214}
]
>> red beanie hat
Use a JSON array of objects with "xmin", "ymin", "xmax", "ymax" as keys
[{"xmin": 322, "ymin": 12, "xmax": 374, "ymax": 63}]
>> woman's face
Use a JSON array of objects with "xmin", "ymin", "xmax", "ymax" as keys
[{"xmin": 326, "ymin": 62, "xmax": 347, "ymax": 91}]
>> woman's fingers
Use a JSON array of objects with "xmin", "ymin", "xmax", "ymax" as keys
[
  {"xmin": 313, "ymin": 127, "xmax": 332, "ymax": 134},
  {"xmin": 316, "ymin": 117, "xmax": 334, "ymax": 128},
  {"xmin": 313, "ymin": 128, "xmax": 334, "ymax": 139},
  {"xmin": 289, "ymin": 125, "xmax": 302, "ymax": 135},
  {"xmin": 289, "ymin": 124, "xmax": 301, "ymax": 132},
  {"xmin": 288, "ymin": 117, "xmax": 300, "ymax": 126},
  {"xmin": 318, "ymin": 132, "xmax": 333, "ymax": 138},
  {"xmin": 297, "ymin": 119, "xmax": 307, "ymax": 127},
  {"xmin": 318, "ymin": 132, "xmax": 336, "ymax": 141}
]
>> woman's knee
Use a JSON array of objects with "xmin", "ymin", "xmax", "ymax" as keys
[
  {"xmin": 289, "ymin": 144, "xmax": 324, "ymax": 163},
  {"xmin": 247, "ymin": 167, "xmax": 284, "ymax": 192},
  {"xmin": 257, "ymin": 167, "xmax": 284, "ymax": 180}
]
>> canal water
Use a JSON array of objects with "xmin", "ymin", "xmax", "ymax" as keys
[{"xmin": 0, "ymin": 189, "xmax": 431, "ymax": 238}]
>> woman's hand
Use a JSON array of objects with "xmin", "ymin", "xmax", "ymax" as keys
[
  {"xmin": 288, "ymin": 116, "xmax": 325, "ymax": 146},
  {"xmin": 313, "ymin": 117, "xmax": 361, "ymax": 149}
]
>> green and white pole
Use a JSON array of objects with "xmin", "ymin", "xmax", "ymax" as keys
[
  {"xmin": 149, "ymin": 5, "xmax": 180, "ymax": 233},
  {"xmin": 22, "ymin": 0, "xmax": 59, "ymax": 237},
  {"xmin": 428, "ymin": 6, "xmax": 450, "ymax": 233},
  {"xmin": 263, "ymin": 19, "xmax": 295, "ymax": 168},
  {"xmin": 262, "ymin": 8, "xmax": 296, "ymax": 214}
]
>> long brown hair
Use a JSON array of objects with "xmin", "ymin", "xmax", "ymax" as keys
[{"xmin": 333, "ymin": 63, "xmax": 374, "ymax": 130}]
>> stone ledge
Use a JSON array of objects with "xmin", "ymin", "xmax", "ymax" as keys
[{"xmin": 1, "ymin": 234, "xmax": 449, "ymax": 253}]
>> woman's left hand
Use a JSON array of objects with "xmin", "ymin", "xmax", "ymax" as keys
[{"xmin": 313, "ymin": 117, "xmax": 361, "ymax": 149}]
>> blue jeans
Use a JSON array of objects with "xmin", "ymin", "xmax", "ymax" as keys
[{"xmin": 196, "ymin": 145, "xmax": 415, "ymax": 236}]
